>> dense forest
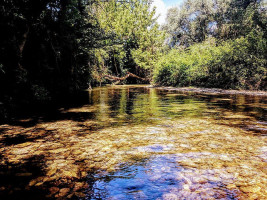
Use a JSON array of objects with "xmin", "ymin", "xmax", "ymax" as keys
[
  {"xmin": 0, "ymin": 0, "xmax": 266, "ymax": 120},
  {"xmin": 156, "ymin": 0, "xmax": 267, "ymax": 90}
]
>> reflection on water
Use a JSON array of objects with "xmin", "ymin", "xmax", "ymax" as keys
[
  {"xmin": 89, "ymin": 154, "xmax": 239, "ymax": 200},
  {"xmin": 0, "ymin": 85, "xmax": 266, "ymax": 199}
]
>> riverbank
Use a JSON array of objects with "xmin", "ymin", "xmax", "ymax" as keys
[{"xmin": 149, "ymin": 86, "xmax": 267, "ymax": 96}]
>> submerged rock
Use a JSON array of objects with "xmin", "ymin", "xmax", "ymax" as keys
[
  {"xmin": 240, "ymin": 185, "xmax": 261, "ymax": 193},
  {"xmin": 49, "ymin": 187, "xmax": 59, "ymax": 195},
  {"xmin": 162, "ymin": 193, "xmax": 178, "ymax": 200},
  {"xmin": 57, "ymin": 188, "xmax": 70, "ymax": 197}
]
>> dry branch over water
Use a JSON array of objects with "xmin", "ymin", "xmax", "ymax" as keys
[{"xmin": 104, "ymin": 72, "xmax": 149, "ymax": 84}]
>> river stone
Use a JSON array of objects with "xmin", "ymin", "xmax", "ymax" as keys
[
  {"xmin": 203, "ymin": 189, "xmax": 215, "ymax": 197},
  {"xmin": 183, "ymin": 184, "xmax": 190, "ymax": 191},
  {"xmin": 133, "ymin": 191, "xmax": 147, "ymax": 199},
  {"xmin": 149, "ymin": 174, "xmax": 161, "ymax": 181},
  {"xmin": 162, "ymin": 193, "xmax": 178, "ymax": 200},
  {"xmin": 58, "ymin": 188, "xmax": 70, "ymax": 197},
  {"xmin": 73, "ymin": 182, "xmax": 85, "ymax": 191},
  {"xmin": 192, "ymin": 176, "xmax": 207, "ymax": 184},
  {"xmin": 67, "ymin": 193, "xmax": 74, "ymax": 199},
  {"xmin": 226, "ymin": 184, "xmax": 236, "ymax": 189},
  {"xmin": 47, "ymin": 168, "xmax": 57, "ymax": 176},
  {"xmin": 74, "ymin": 192, "xmax": 86, "ymax": 198},
  {"xmin": 247, "ymin": 193, "xmax": 259, "ymax": 200},
  {"xmin": 49, "ymin": 187, "xmax": 59, "ymax": 195},
  {"xmin": 63, "ymin": 170, "xmax": 79, "ymax": 179},
  {"xmin": 240, "ymin": 185, "xmax": 261, "ymax": 193},
  {"xmin": 110, "ymin": 194, "xmax": 125, "ymax": 200},
  {"xmin": 177, "ymin": 190, "xmax": 191, "ymax": 198}
]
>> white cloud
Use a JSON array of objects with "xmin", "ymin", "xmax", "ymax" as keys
[
  {"xmin": 151, "ymin": 0, "xmax": 184, "ymax": 25},
  {"xmin": 151, "ymin": 0, "xmax": 168, "ymax": 25}
]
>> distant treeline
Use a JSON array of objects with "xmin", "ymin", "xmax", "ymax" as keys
[{"xmin": 155, "ymin": 0, "xmax": 267, "ymax": 90}]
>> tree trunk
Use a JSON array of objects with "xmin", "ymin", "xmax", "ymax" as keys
[{"xmin": 18, "ymin": 26, "xmax": 29, "ymax": 70}]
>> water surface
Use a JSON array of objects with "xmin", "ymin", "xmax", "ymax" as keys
[{"xmin": 0, "ymin": 85, "xmax": 266, "ymax": 199}]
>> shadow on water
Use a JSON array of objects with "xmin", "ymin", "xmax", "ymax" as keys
[
  {"xmin": 1, "ymin": 133, "xmax": 43, "ymax": 146},
  {"xmin": 0, "ymin": 91, "xmax": 93, "ymax": 127},
  {"xmin": 0, "ymin": 110, "xmax": 97, "ymax": 128},
  {"xmin": 0, "ymin": 155, "xmax": 50, "ymax": 200}
]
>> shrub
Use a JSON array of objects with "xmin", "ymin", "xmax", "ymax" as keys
[{"xmin": 153, "ymin": 33, "xmax": 267, "ymax": 90}]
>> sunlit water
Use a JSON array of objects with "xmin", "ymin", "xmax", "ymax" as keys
[{"xmin": 0, "ymin": 85, "xmax": 266, "ymax": 200}]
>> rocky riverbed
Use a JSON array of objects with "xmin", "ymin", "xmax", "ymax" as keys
[{"xmin": 0, "ymin": 85, "xmax": 266, "ymax": 199}]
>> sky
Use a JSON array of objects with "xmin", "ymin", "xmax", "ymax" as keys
[{"xmin": 151, "ymin": 0, "xmax": 184, "ymax": 25}]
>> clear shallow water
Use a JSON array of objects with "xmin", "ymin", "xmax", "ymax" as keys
[
  {"xmin": 88, "ymin": 155, "xmax": 239, "ymax": 200},
  {"xmin": 0, "ymin": 85, "xmax": 266, "ymax": 199}
]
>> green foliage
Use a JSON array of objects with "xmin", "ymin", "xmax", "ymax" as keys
[
  {"xmin": 157, "ymin": 0, "xmax": 267, "ymax": 90},
  {"xmin": 0, "ymin": 0, "xmax": 104, "ymax": 106},
  {"xmin": 93, "ymin": 0, "xmax": 165, "ymax": 82},
  {"xmin": 163, "ymin": 0, "xmax": 267, "ymax": 47},
  {"xmin": 154, "ymin": 33, "xmax": 267, "ymax": 90}
]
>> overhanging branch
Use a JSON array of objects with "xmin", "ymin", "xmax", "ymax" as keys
[{"xmin": 103, "ymin": 72, "xmax": 149, "ymax": 83}]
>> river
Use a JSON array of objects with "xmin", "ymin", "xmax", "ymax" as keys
[{"xmin": 0, "ymin": 85, "xmax": 266, "ymax": 199}]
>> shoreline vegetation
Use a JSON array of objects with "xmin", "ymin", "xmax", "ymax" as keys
[{"xmin": 153, "ymin": 36, "xmax": 266, "ymax": 91}]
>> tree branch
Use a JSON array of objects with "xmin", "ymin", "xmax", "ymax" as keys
[{"xmin": 103, "ymin": 72, "xmax": 149, "ymax": 83}]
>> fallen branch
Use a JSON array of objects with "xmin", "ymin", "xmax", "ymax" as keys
[
  {"xmin": 127, "ymin": 72, "xmax": 148, "ymax": 81},
  {"xmin": 103, "ymin": 72, "xmax": 149, "ymax": 83},
  {"xmin": 104, "ymin": 73, "xmax": 130, "ymax": 81}
]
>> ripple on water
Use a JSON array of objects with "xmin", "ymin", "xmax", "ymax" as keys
[{"xmin": 87, "ymin": 155, "xmax": 239, "ymax": 200}]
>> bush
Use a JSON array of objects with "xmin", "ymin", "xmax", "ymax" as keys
[{"xmin": 153, "ymin": 33, "xmax": 267, "ymax": 90}]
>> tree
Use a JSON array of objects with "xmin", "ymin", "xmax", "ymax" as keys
[
  {"xmin": 162, "ymin": 0, "xmax": 219, "ymax": 47},
  {"xmin": 162, "ymin": 0, "xmax": 266, "ymax": 47},
  {"xmin": 92, "ymin": 0, "xmax": 165, "ymax": 82},
  {"xmin": 0, "ymin": 0, "xmax": 104, "ymax": 106}
]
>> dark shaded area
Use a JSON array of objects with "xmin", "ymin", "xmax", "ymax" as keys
[
  {"xmin": 0, "ymin": 90, "xmax": 91, "ymax": 126},
  {"xmin": 0, "ymin": 155, "xmax": 52, "ymax": 200},
  {"xmin": 0, "ymin": 0, "xmax": 152, "ymax": 122},
  {"xmin": 2, "ymin": 133, "xmax": 42, "ymax": 146},
  {"xmin": 0, "ymin": 0, "xmax": 106, "ymax": 121},
  {"xmin": 0, "ymin": 108, "xmax": 97, "ymax": 129}
]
